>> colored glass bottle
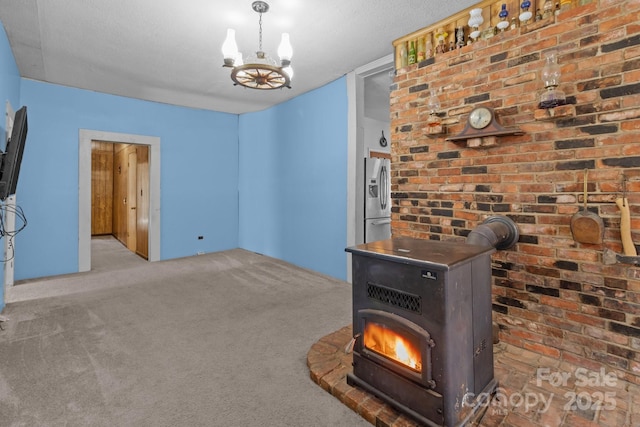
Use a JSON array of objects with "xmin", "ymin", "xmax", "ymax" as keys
[{"xmin": 408, "ymin": 41, "xmax": 416, "ymax": 65}]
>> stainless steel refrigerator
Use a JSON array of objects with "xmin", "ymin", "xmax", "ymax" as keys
[{"xmin": 364, "ymin": 156, "xmax": 391, "ymax": 243}]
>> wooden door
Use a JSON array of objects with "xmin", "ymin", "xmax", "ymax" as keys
[
  {"xmin": 126, "ymin": 150, "xmax": 137, "ymax": 251},
  {"xmin": 104, "ymin": 142, "xmax": 149, "ymax": 258},
  {"xmin": 113, "ymin": 144, "xmax": 128, "ymax": 245},
  {"xmin": 136, "ymin": 145, "xmax": 149, "ymax": 259},
  {"xmin": 91, "ymin": 142, "xmax": 113, "ymax": 235}
]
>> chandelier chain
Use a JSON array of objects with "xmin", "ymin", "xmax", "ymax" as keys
[{"xmin": 258, "ymin": 12, "xmax": 263, "ymax": 52}]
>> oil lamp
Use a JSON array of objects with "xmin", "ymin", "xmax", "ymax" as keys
[
  {"xmin": 519, "ymin": 0, "xmax": 533, "ymax": 24},
  {"xmin": 468, "ymin": 8, "xmax": 484, "ymax": 42},
  {"xmin": 539, "ymin": 50, "xmax": 566, "ymax": 108},
  {"xmin": 497, "ymin": 4, "xmax": 510, "ymax": 32},
  {"xmin": 426, "ymin": 89, "xmax": 443, "ymax": 134}
]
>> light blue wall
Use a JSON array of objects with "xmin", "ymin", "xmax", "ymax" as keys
[
  {"xmin": 0, "ymin": 18, "xmax": 350, "ymax": 300},
  {"xmin": 238, "ymin": 78, "xmax": 349, "ymax": 280},
  {"xmin": 17, "ymin": 80, "xmax": 239, "ymax": 280},
  {"xmin": 0, "ymin": 20, "xmax": 21, "ymax": 311}
]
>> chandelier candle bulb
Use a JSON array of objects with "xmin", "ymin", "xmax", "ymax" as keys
[
  {"xmin": 222, "ymin": 29, "xmax": 238, "ymax": 66},
  {"xmin": 277, "ymin": 33, "xmax": 292, "ymax": 66}
]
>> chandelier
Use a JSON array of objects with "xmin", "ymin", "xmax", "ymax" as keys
[{"xmin": 221, "ymin": 1, "xmax": 293, "ymax": 90}]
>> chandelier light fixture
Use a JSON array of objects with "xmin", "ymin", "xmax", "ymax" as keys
[{"xmin": 221, "ymin": 1, "xmax": 293, "ymax": 90}]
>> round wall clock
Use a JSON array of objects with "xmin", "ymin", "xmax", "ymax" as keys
[{"xmin": 469, "ymin": 107, "xmax": 493, "ymax": 130}]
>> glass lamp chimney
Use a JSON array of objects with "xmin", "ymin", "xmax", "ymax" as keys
[
  {"xmin": 222, "ymin": 29, "xmax": 239, "ymax": 67},
  {"xmin": 539, "ymin": 50, "xmax": 566, "ymax": 108},
  {"xmin": 426, "ymin": 89, "xmax": 442, "ymax": 131},
  {"xmin": 278, "ymin": 33, "xmax": 293, "ymax": 66}
]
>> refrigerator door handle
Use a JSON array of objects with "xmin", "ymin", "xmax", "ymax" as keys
[
  {"xmin": 379, "ymin": 165, "xmax": 388, "ymax": 210},
  {"xmin": 370, "ymin": 219, "xmax": 391, "ymax": 226}
]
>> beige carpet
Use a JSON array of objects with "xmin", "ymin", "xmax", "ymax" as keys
[{"xmin": 0, "ymin": 237, "xmax": 367, "ymax": 426}]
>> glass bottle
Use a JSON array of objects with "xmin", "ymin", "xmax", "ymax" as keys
[
  {"xmin": 417, "ymin": 38, "xmax": 426, "ymax": 62},
  {"xmin": 543, "ymin": 0, "xmax": 554, "ymax": 19},
  {"xmin": 425, "ymin": 35, "xmax": 433, "ymax": 59},
  {"xmin": 408, "ymin": 41, "xmax": 416, "ymax": 65},
  {"xmin": 456, "ymin": 27, "xmax": 465, "ymax": 49},
  {"xmin": 399, "ymin": 42, "xmax": 408, "ymax": 67}
]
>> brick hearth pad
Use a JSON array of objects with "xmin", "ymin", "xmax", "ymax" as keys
[{"xmin": 307, "ymin": 325, "xmax": 640, "ymax": 427}]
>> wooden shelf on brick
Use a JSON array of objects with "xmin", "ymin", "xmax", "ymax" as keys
[{"xmin": 446, "ymin": 106, "xmax": 523, "ymax": 147}]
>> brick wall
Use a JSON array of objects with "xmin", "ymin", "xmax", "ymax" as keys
[{"xmin": 390, "ymin": 0, "xmax": 640, "ymax": 384}]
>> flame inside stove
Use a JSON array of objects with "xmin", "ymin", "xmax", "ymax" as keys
[{"xmin": 363, "ymin": 322, "xmax": 422, "ymax": 372}]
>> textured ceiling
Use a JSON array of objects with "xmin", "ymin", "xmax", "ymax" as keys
[{"xmin": 0, "ymin": 0, "xmax": 478, "ymax": 114}]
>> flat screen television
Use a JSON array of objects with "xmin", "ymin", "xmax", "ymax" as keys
[{"xmin": 0, "ymin": 106, "xmax": 28, "ymax": 201}]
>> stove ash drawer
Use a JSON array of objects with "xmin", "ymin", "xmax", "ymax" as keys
[{"xmin": 349, "ymin": 355, "xmax": 444, "ymax": 425}]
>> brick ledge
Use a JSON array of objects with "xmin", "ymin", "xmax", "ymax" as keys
[{"xmin": 307, "ymin": 325, "xmax": 640, "ymax": 427}]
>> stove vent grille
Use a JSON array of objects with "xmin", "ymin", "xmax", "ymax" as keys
[{"xmin": 367, "ymin": 282, "xmax": 421, "ymax": 314}]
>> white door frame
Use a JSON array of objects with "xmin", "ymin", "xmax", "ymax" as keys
[
  {"xmin": 346, "ymin": 54, "xmax": 394, "ymax": 282},
  {"xmin": 78, "ymin": 130, "xmax": 160, "ymax": 272}
]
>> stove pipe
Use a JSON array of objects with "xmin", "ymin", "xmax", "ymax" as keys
[{"xmin": 466, "ymin": 215, "xmax": 519, "ymax": 250}]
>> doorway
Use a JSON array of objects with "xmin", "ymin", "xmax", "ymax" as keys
[
  {"xmin": 346, "ymin": 54, "xmax": 394, "ymax": 281},
  {"xmin": 91, "ymin": 141, "xmax": 149, "ymax": 259},
  {"xmin": 79, "ymin": 130, "xmax": 161, "ymax": 273}
]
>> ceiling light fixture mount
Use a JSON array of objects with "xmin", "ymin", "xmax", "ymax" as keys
[{"xmin": 221, "ymin": 1, "xmax": 293, "ymax": 90}]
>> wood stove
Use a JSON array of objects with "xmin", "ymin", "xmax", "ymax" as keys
[{"xmin": 345, "ymin": 232, "xmax": 508, "ymax": 427}]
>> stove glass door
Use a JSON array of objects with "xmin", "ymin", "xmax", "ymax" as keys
[{"xmin": 364, "ymin": 321, "xmax": 422, "ymax": 372}]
